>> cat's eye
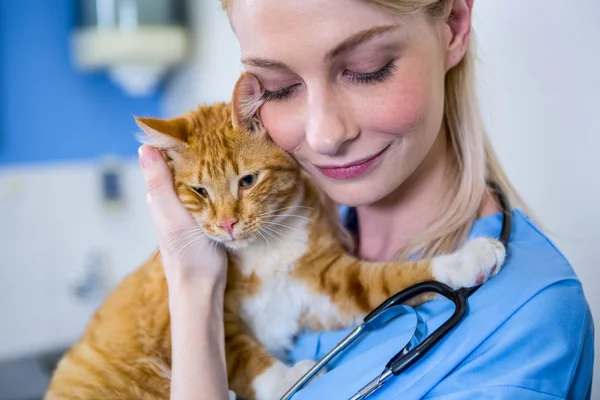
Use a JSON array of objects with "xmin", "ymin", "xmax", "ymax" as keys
[
  {"xmin": 239, "ymin": 173, "xmax": 258, "ymax": 188},
  {"xmin": 192, "ymin": 187, "xmax": 208, "ymax": 196}
]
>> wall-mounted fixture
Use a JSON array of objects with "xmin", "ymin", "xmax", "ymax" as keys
[
  {"xmin": 71, "ymin": 250, "xmax": 107, "ymax": 304},
  {"xmin": 71, "ymin": 0, "xmax": 189, "ymax": 97},
  {"xmin": 99, "ymin": 154, "xmax": 126, "ymax": 214}
]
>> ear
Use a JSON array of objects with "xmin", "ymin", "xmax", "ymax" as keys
[
  {"xmin": 232, "ymin": 72, "xmax": 264, "ymax": 132},
  {"xmin": 443, "ymin": 0, "xmax": 473, "ymax": 71},
  {"xmin": 134, "ymin": 116, "xmax": 189, "ymax": 160}
]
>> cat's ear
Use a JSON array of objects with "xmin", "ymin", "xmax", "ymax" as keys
[
  {"xmin": 134, "ymin": 116, "xmax": 189, "ymax": 160},
  {"xmin": 232, "ymin": 72, "xmax": 264, "ymax": 132}
]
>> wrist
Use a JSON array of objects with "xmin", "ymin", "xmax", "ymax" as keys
[{"xmin": 168, "ymin": 278, "xmax": 225, "ymax": 316}]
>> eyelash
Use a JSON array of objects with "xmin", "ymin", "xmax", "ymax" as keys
[
  {"xmin": 260, "ymin": 60, "xmax": 397, "ymax": 103},
  {"xmin": 346, "ymin": 60, "xmax": 397, "ymax": 83},
  {"xmin": 261, "ymin": 85, "xmax": 299, "ymax": 102}
]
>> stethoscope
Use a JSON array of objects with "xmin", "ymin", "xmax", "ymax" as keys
[{"xmin": 280, "ymin": 182, "xmax": 512, "ymax": 400}]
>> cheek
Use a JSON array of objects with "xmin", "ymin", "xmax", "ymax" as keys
[
  {"xmin": 197, "ymin": 206, "xmax": 215, "ymax": 230},
  {"xmin": 358, "ymin": 64, "xmax": 438, "ymax": 138},
  {"xmin": 260, "ymin": 102, "xmax": 305, "ymax": 152},
  {"xmin": 183, "ymin": 197, "xmax": 214, "ymax": 228},
  {"xmin": 239, "ymin": 196, "xmax": 258, "ymax": 216}
]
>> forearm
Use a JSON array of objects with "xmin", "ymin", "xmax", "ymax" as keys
[{"xmin": 169, "ymin": 280, "xmax": 229, "ymax": 400}]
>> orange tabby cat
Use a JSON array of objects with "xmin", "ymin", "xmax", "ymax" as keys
[{"xmin": 45, "ymin": 73, "xmax": 505, "ymax": 400}]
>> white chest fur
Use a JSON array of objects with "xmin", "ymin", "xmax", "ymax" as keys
[{"xmin": 234, "ymin": 216, "xmax": 346, "ymax": 361}]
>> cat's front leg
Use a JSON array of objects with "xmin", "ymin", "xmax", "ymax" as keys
[
  {"xmin": 226, "ymin": 314, "xmax": 319, "ymax": 400},
  {"xmin": 431, "ymin": 237, "xmax": 506, "ymax": 290},
  {"xmin": 295, "ymin": 237, "xmax": 506, "ymax": 320},
  {"xmin": 252, "ymin": 359, "xmax": 319, "ymax": 400},
  {"xmin": 227, "ymin": 338, "xmax": 318, "ymax": 400}
]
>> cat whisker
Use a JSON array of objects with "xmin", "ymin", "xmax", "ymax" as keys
[
  {"xmin": 258, "ymin": 205, "xmax": 314, "ymax": 216},
  {"xmin": 293, "ymin": 181, "xmax": 305, "ymax": 197},
  {"xmin": 163, "ymin": 226, "xmax": 203, "ymax": 234},
  {"xmin": 178, "ymin": 236, "xmax": 208, "ymax": 262},
  {"xmin": 164, "ymin": 229, "xmax": 212, "ymax": 253},
  {"xmin": 263, "ymin": 221, "xmax": 306, "ymax": 235},
  {"xmin": 162, "ymin": 230, "xmax": 209, "ymax": 255},
  {"xmin": 256, "ymin": 229, "xmax": 272, "ymax": 247},
  {"xmin": 261, "ymin": 224, "xmax": 284, "ymax": 236},
  {"xmin": 259, "ymin": 208, "xmax": 313, "ymax": 217},
  {"xmin": 172, "ymin": 234, "xmax": 212, "ymax": 260},
  {"xmin": 162, "ymin": 228, "xmax": 206, "ymax": 248},
  {"xmin": 162, "ymin": 227, "xmax": 204, "ymax": 239},
  {"xmin": 268, "ymin": 214, "xmax": 314, "ymax": 223},
  {"xmin": 162, "ymin": 227, "xmax": 206, "ymax": 241},
  {"xmin": 150, "ymin": 248, "xmax": 162, "ymax": 261},
  {"xmin": 261, "ymin": 225, "xmax": 284, "ymax": 236},
  {"xmin": 262, "ymin": 225, "xmax": 285, "ymax": 242},
  {"xmin": 261, "ymin": 230, "xmax": 283, "ymax": 245}
]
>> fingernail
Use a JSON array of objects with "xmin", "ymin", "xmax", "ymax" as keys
[{"xmin": 139, "ymin": 146, "xmax": 157, "ymax": 168}]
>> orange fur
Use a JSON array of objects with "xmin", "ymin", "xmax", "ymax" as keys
[{"xmin": 45, "ymin": 73, "xmax": 504, "ymax": 400}]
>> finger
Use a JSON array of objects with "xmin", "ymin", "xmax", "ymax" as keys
[{"xmin": 138, "ymin": 145, "xmax": 197, "ymax": 238}]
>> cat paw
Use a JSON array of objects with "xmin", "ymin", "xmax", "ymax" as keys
[
  {"xmin": 432, "ymin": 237, "xmax": 506, "ymax": 290},
  {"xmin": 253, "ymin": 360, "xmax": 323, "ymax": 400}
]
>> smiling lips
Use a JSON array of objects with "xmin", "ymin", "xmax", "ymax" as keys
[{"xmin": 315, "ymin": 145, "xmax": 389, "ymax": 180}]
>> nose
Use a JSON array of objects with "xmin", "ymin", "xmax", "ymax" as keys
[
  {"xmin": 305, "ymin": 89, "xmax": 358, "ymax": 155},
  {"xmin": 217, "ymin": 218, "xmax": 238, "ymax": 236}
]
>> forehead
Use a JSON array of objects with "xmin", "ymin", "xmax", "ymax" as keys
[
  {"xmin": 185, "ymin": 127, "xmax": 271, "ymax": 182},
  {"xmin": 188, "ymin": 133, "xmax": 238, "ymax": 177},
  {"xmin": 231, "ymin": 0, "xmax": 402, "ymax": 60}
]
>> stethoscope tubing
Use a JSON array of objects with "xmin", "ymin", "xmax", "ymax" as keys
[{"xmin": 279, "ymin": 182, "xmax": 512, "ymax": 400}]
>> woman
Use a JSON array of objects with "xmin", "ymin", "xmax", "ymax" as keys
[{"xmin": 138, "ymin": 0, "xmax": 594, "ymax": 398}]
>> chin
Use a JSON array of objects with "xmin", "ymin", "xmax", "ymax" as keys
[
  {"xmin": 316, "ymin": 177, "xmax": 396, "ymax": 208},
  {"xmin": 219, "ymin": 234, "xmax": 260, "ymax": 252}
]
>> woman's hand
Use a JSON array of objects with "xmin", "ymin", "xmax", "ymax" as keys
[
  {"xmin": 138, "ymin": 144, "xmax": 227, "ymax": 289},
  {"xmin": 139, "ymin": 144, "xmax": 231, "ymax": 400}
]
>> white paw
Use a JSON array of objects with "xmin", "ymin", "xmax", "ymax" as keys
[
  {"xmin": 432, "ymin": 237, "xmax": 506, "ymax": 290},
  {"xmin": 253, "ymin": 360, "xmax": 322, "ymax": 400}
]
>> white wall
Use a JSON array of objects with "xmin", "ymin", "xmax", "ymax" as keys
[
  {"xmin": 0, "ymin": 159, "xmax": 157, "ymax": 360},
  {"xmin": 473, "ymin": 2, "xmax": 600, "ymax": 393},
  {"xmin": 162, "ymin": 0, "xmax": 600, "ymax": 395},
  {"xmin": 163, "ymin": 1, "xmax": 241, "ymax": 114}
]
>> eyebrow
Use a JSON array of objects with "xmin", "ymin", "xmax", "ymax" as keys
[
  {"xmin": 325, "ymin": 24, "xmax": 399, "ymax": 62},
  {"xmin": 242, "ymin": 57, "xmax": 289, "ymax": 70},
  {"xmin": 241, "ymin": 24, "xmax": 398, "ymax": 70}
]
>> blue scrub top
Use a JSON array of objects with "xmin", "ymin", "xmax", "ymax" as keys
[{"xmin": 288, "ymin": 209, "xmax": 594, "ymax": 399}]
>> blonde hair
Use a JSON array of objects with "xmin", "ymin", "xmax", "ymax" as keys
[{"xmin": 220, "ymin": 0, "xmax": 529, "ymax": 259}]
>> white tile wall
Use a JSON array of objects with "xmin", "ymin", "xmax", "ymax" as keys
[{"xmin": 0, "ymin": 157, "xmax": 158, "ymax": 361}]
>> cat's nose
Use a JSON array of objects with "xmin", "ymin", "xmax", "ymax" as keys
[{"xmin": 217, "ymin": 218, "xmax": 238, "ymax": 236}]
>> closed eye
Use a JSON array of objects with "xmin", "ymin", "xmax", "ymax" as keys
[
  {"xmin": 261, "ymin": 84, "xmax": 300, "ymax": 102},
  {"xmin": 344, "ymin": 60, "xmax": 397, "ymax": 83},
  {"xmin": 259, "ymin": 61, "xmax": 397, "ymax": 102}
]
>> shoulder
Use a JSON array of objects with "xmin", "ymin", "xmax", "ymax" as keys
[
  {"xmin": 437, "ymin": 209, "xmax": 595, "ymax": 399},
  {"xmin": 429, "ymin": 281, "xmax": 595, "ymax": 399}
]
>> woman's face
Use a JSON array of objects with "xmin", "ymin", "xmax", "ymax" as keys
[{"xmin": 231, "ymin": 0, "xmax": 457, "ymax": 207}]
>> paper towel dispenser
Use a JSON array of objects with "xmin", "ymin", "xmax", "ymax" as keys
[{"xmin": 71, "ymin": 0, "xmax": 190, "ymax": 96}]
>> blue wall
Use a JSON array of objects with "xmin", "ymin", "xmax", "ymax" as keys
[{"xmin": 0, "ymin": 0, "xmax": 162, "ymax": 165}]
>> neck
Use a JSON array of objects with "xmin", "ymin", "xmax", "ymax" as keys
[{"xmin": 356, "ymin": 129, "xmax": 451, "ymax": 262}]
